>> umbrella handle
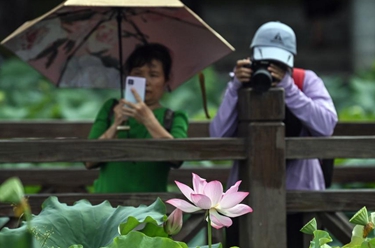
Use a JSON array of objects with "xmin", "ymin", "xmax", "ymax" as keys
[
  {"xmin": 117, "ymin": 8, "xmax": 124, "ymax": 98},
  {"xmin": 199, "ymin": 72, "xmax": 210, "ymax": 119}
]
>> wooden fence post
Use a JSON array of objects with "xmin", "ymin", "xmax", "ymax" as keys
[{"xmin": 237, "ymin": 87, "xmax": 286, "ymax": 248}]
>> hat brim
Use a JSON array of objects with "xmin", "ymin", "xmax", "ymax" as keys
[{"xmin": 253, "ymin": 46, "xmax": 294, "ymax": 67}]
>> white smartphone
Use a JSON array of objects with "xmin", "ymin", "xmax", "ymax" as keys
[{"xmin": 124, "ymin": 76, "xmax": 146, "ymax": 103}]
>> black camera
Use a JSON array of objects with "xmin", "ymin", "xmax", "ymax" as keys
[{"xmin": 244, "ymin": 60, "xmax": 286, "ymax": 93}]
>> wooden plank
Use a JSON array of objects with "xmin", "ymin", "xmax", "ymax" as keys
[
  {"xmin": 333, "ymin": 122, "xmax": 375, "ymax": 136},
  {"xmin": 238, "ymin": 88, "xmax": 285, "ymax": 121},
  {"xmin": 0, "ymin": 121, "xmax": 92, "ymax": 139},
  {"xmin": 0, "ymin": 167, "xmax": 230, "ymax": 187},
  {"xmin": 239, "ymin": 122, "xmax": 287, "ymax": 248},
  {"xmin": 0, "ymin": 138, "xmax": 245, "ymax": 162},
  {"xmin": 0, "ymin": 121, "xmax": 375, "ymax": 139},
  {"xmin": 0, "ymin": 168, "xmax": 97, "ymax": 186},
  {"xmin": 332, "ymin": 166, "xmax": 375, "ymax": 183},
  {"xmin": 237, "ymin": 88, "xmax": 286, "ymax": 248},
  {"xmin": 0, "ymin": 121, "xmax": 210, "ymax": 138},
  {"xmin": 186, "ymin": 122, "xmax": 210, "ymax": 137},
  {"xmin": 1, "ymin": 166, "xmax": 374, "ymax": 190},
  {"xmin": 287, "ymin": 190, "xmax": 375, "ymax": 212},
  {"xmin": 286, "ymin": 136, "xmax": 375, "ymax": 159}
]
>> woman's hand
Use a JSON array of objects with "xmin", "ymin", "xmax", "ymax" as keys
[
  {"xmin": 122, "ymin": 88, "xmax": 173, "ymax": 139},
  {"xmin": 112, "ymin": 100, "xmax": 129, "ymax": 126},
  {"xmin": 122, "ymin": 88, "xmax": 156, "ymax": 126},
  {"xmin": 234, "ymin": 58, "xmax": 252, "ymax": 83}
]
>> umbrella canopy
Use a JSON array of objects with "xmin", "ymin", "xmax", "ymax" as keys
[{"xmin": 1, "ymin": 0, "xmax": 234, "ymax": 92}]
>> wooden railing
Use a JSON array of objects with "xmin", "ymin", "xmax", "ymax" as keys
[{"xmin": 1, "ymin": 88, "xmax": 375, "ymax": 247}]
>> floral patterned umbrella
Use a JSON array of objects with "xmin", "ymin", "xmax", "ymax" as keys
[{"xmin": 1, "ymin": 0, "xmax": 234, "ymax": 94}]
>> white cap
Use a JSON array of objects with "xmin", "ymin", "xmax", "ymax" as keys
[{"xmin": 250, "ymin": 21, "xmax": 297, "ymax": 67}]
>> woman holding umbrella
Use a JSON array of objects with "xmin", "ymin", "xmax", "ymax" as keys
[{"xmin": 84, "ymin": 43, "xmax": 188, "ymax": 193}]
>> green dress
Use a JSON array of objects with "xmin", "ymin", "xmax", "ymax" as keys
[{"xmin": 88, "ymin": 98, "xmax": 188, "ymax": 193}]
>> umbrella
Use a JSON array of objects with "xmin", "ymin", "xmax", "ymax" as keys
[{"xmin": 1, "ymin": 0, "xmax": 234, "ymax": 96}]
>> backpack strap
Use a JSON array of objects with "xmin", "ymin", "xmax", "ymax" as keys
[
  {"xmin": 163, "ymin": 108, "xmax": 183, "ymax": 168},
  {"xmin": 292, "ymin": 68, "xmax": 305, "ymax": 90},
  {"xmin": 163, "ymin": 108, "xmax": 174, "ymax": 132},
  {"xmin": 107, "ymin": 99, "xmax": 119, "ymax": 128}
]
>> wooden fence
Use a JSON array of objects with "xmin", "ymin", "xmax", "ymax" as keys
[{"xmin": 1, "ymin": 87, "xmax": 375, "ymax": 247}]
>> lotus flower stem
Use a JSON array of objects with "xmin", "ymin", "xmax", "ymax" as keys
[
  {"xmin": 21, "ymin": 198, "xmax": 32, "ymax": 230},
  {"xmin": 207, "ymin": 210, "xmax": 212, "ymax": 248}
]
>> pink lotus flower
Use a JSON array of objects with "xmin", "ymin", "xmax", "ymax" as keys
[
  {"xmin": 166, "ymin": 173, "xmax": 253, "ymax": 229},
  {"xmin": 164, "ymin": 208, "xmax": 183, "ymax": 236}
]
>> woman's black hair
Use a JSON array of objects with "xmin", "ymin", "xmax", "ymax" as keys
[{"xmin": 125, "ymin": 43, "xmax": 172, "ymax": 81}]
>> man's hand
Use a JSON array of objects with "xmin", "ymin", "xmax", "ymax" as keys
[
  {"xmin": 268, "ymin": 63, "xmax": 287, "ymax": 86},
  {"xmin": 234, "ymin": 58, "xmax": 252, "ymax": 83}
]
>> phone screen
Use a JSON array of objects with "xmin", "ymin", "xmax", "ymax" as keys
[{"xmin": 124, "ymin": 76, "xmax": 146, "ymax": 103}]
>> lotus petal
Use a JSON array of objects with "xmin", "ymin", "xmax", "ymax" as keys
[
  {"xmin": 192, "ymin": 173, "xmax": 207, "ymax": 194},
  {"xmin": 191, "ymin": 194, "xmax": 212, "ymax": 209},
  {"xmin": 203, "ymin": 181, "xmax": 223, "ymax": 206},
  {"xmin": 220, "ymin": 192, "xmax": 249, "ymax": 209},
  {"xmin": 209, "ymin": 209, "xmax": 232, "ymax": 229},
  {"xmin": 225, "ymin": 180, "xmax": 242, "ymax": 195},
  {"xmin": 166, "ymin": 199, "xmax": 201, "ymax": 213},
  {"xmin": 217, "ymin": 204, "xmax": 252, "ymax": 218},
  {"xmin": 175, "ymin": 181, "xmax": 194, "ymax": 202}
]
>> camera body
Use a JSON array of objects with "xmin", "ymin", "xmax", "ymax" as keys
[{"xmin": 244, "ymin": 60, "xmax": 274, "ymax": 93}]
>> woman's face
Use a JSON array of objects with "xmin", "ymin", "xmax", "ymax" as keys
[{"xmin": 129, "ymin": 59, "xmax": 167, "ymax": 108}]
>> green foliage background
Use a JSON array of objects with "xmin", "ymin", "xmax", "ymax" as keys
[
  {"xmin": 0, "ymin": 58, "xmax": 228, "ymax": 121},
  {"xmin": 1, "ymin": 57, "xmax": 375, "ymax": 122}
]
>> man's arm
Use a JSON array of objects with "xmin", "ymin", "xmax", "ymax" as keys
[
  {"xmin": 278, "ymin": 70, "xmax": 338, "ymax": 136},
  {"xmin": 209, "ymin": 77, "xmax": 242, "ymax": 138}
]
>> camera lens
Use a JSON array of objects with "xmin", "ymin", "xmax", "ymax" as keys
[
  {"xmin": 252, "ymin": 68, "xmax": 272, "ymax": 93},
  {"xmin": 128, "ymin": 79, "xmax": 134, "ymax": 85}
]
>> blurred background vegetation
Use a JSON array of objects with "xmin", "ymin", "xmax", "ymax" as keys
[{"xmin": 1, "ymin": 56, "xmax": 375, "ymax": 122}]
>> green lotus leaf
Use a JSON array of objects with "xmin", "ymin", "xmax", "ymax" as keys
[
  {"xmin": 342, "ymin": 225, "xmax": 365, "ymax": 248},
  {"xmin": 371, "ymin": 212, "xmax": 375, "ymax": 224},
  {"xmin": 119, "ymin": 215, "xmax": 168, "ymax": 238},
  {"xmin": 350, "ymin": 207, "xmax": 369, "ymax": 226},
  {"xmin": 104, "ymin": 231, "xmax": 188, "ymax": 248},
  {"xmin": 0, "ymin": 217, "xmax": 10, "ymax": 228},
  {"xmin": 360, "ymin": 238, "xmax": 375, "ymax": 248},
  {"xmin": 309, "ymin": 230, "xmax": 332, "ymax": 248},
  {"xmin": 0, "ymin": 196, "xmax": 167, "ymax": 248},
  {"xmin": 0, "ymin": 225, "xmax": 40, "ymax": 248},
  {"xmin": 300, "ymin": 218, "xmax": 317, "ymax": 235},
  {"xmin": 0, "ymin": 177, "xmax": 24, "ymax": 204}
]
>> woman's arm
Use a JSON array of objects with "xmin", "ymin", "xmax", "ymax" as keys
[
  {"xmin": 85, "ymin": 99, "xmax": 127, "ymax": 169},
  {"xmin": 84, "ymin": 122, "xmax": 119, "ymax": 169}
]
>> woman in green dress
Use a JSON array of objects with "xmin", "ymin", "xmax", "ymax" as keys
[{"xmin": 85, "ymin": 43, "xmax": 188, "ymax": 193}]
